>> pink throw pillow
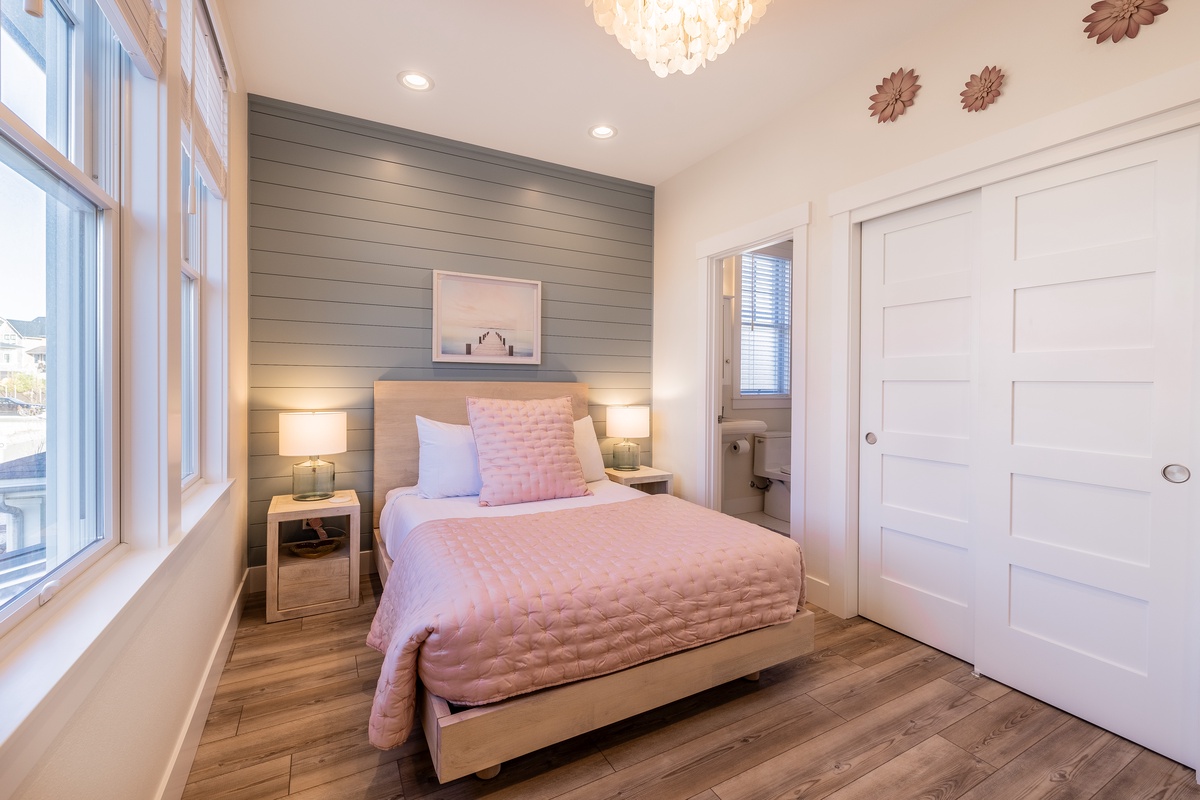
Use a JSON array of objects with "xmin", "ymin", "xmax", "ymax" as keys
[{"xmin": 466, "ymin": 395, "xmax": 592, "ymax": 507}]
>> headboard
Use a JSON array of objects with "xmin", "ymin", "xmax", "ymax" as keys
[{"xmin": 371, "ymin": 381, "xmax": 590, "ymax": 530}]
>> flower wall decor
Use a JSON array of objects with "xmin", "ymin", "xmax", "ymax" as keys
[
  {"xmin": 1083, "ymin": 0, "xmax": 1168, "ymax": 43},
  {"xmin": 868, "ymin": 68, "xmax": 920, "ymax": 124},
  {"xmin": 961, "ymin": 66, "xmax": 1005, "ymax": 112}
]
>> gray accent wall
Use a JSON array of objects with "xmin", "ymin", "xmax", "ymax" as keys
[{"xmin": 248, "ymin": 97, "xmax": 654, "ymax": 566}]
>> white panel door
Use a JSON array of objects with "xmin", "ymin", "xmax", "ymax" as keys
[
  {"xmin": 974, "ymin": 130, "xmax": 1199, "ymax": 767},
  {"xmin": 859, "ymin": 193, "xmax": 979, "ymax": 662}
]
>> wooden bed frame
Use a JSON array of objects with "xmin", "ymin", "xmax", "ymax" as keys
[{"xmin": 371, "ymin": 380, "xmax": 815, "ymax": 783}]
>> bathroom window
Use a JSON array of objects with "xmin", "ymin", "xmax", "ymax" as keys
[{"xmin": 736, "ymin": 250, "xmax": 791, "ymax": 403}]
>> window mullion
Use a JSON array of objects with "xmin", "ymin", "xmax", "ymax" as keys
[{"xmin": 0, "ymin": 103, "xmax": 116, "ymax": 210}]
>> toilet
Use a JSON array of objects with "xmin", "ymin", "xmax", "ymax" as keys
[{"xmin": 753, "ymin": 432, "xmax": 791, "ymax": 522}]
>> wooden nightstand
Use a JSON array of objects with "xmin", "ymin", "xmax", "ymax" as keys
[
  {"xmin": 605, "ymin": 466, "xmax": 674, "ymax": 495},
  {"xmin": 266, "ymin": 489, "xmax": 361, "ymax": 622}
]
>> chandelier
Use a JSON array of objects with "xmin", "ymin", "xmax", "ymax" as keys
[{"xmin": 586, "ymin": 0, "xmax": 772, "ymax": 78}]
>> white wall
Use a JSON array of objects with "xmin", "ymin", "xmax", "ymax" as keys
[{"xmin": 652, "ymin": 0, "xmax": 1200, "ymax": 612}]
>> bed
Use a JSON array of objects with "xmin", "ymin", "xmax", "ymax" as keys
[{"xmin": 367, "ymin": 380, "xmax": 815, "ymax": 783}]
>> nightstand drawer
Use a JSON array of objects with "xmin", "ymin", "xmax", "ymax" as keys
[{"xmin": 278, "ymin": 552, "xmax": 350, "ymax": 609}]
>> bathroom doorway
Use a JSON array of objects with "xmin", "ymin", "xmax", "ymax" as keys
[
  {"xmin": 696, "ymin": 204, "xmax": 807, "ymax": 542},
  {"xmin": 718, "ymin": 242, "xmax": 794, "ymax": 535}
]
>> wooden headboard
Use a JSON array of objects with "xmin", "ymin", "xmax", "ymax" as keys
[{"xmin": 371, "ymin": 381, "xmax": 590, "ymax": 529}]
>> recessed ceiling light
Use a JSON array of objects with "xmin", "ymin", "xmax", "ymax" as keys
[
  {"xmin": 589, "ymin": 125, "xmax": 617, "ymax": 140},
  {"xmin": 398, "ymin": 71, "xmax": 434, "ymax": 92}
]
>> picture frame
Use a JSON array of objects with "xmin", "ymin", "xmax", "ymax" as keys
[{"xmin": 432, "ymin": 270, "xmax": 542, "ymax": 365}]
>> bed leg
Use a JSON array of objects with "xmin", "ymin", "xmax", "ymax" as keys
[
  {"xmin": 475, "ymin": 764, "xmax": 501, "ymax": 780},
  {"xmin": 742, "ymin": 671, "xmax": 761, "ymax": 681}
]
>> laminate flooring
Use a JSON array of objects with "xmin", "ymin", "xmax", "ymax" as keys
[{"xmin": 183, "ymin": 574, "xmax": 1200, "ymax": 799}]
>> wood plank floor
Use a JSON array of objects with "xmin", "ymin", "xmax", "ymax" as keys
[{"xmin": 183, "ymin": 574, "xmax": 1200, "ymax": 799}]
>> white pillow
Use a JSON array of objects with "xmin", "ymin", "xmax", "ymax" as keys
[
  {"xmin": 574, "ymin": 415, "xmax": 607, "ymax": 483},
  {"xmin": 415, "ymin": 415, "xmax": 483, "ymax": 498}
]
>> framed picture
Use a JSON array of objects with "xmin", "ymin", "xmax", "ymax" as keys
[{"xmin": 432, "ymin": 270, "xmax": 542, "ymax": 364}]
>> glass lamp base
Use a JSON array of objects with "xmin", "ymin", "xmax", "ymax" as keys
[
  {"xmin": 612, "ymin": 440, "xmax": 640, "ymax": 471},
  {"xmin": 292, "ymin": 458, "xmax": 335, "ymax": 501}
]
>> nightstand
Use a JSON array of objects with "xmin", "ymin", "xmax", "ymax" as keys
[
  {"xmin": 266, "ymin": 489, "xmax": 361, "ymax": 623},
  {"xmin": 605, "ymin": 466, "xmax": 674, "ymax": 495}
]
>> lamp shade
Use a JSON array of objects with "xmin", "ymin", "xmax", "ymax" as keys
[
  {"xmin": 607, "ymin": 406, "xmax": 650, "ymax": 440},
  {"xmin": 279, "ymin": 411, "xmax": 347, "ymax": 457}
]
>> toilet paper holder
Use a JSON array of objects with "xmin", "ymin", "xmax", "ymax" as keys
[{"xmin": 729, "ymin": 438, "xmax": 750, "ymax": 454}]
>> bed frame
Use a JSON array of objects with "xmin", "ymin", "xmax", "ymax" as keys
[{"xmin": 371, "ymin": 380, "xmax": 815, "ymax": 783}]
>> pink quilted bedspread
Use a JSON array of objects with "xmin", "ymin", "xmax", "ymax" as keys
[{"xmin": 365, "ymin": 493, "xmax": 806, "ymax": 749}]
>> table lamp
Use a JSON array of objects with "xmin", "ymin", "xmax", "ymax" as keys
[
  {"xmin": 279, "ymin": 411, "xmax": 347, "ymax": 501},
  {"xmin": 608, "ymin": 405, "xmax": 650, "ymax": 471}
]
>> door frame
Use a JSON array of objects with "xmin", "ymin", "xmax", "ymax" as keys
[
  {"xmin": 825, "ymin": 61, "xmax": 1200, "ymax": 621},
  {"xmin": 694, "ymin": 204, "xmax": 809, "ymax": 520}
]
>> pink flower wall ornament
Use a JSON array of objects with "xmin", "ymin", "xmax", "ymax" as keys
[
  {"xmin": 868, "ymin": 68, "xmax": 920, "ymax": 124},
  {"xmin": 1083, "ymin": 0, "xmax": 1168, "ymax": 43},
  {"xmin": 961, "ymin": 66, "xmax": 1005, "ymax": 112}
]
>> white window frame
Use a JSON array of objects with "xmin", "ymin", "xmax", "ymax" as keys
[
  {"xmin": 0, "ymin": 0, "xmax": 120, "ymax": 638},
  {"xmin": 178, "ymin": 0, "xmax": 228, "ymax": 505},
  {"xmin": 180, "ymin": 144, "xmax": 200, "ymax": 488},
  {"xmin": 179, "ymin": 149, "xmax": 227, "ymax": 498}
]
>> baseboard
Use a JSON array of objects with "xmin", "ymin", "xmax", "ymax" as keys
[
  {"xmin": 157, "ymin": 571, "xmax": 248, "ymax": 800},
  {"xmin": 805, "ymin": 575, "xmax": 831, "ymax": 615},
  {"xmin": 246, "ymin": 563, "xmax": 266, "ymax": 594}
]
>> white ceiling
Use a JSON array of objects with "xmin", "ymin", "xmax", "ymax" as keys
[{"xmin": 220, "ymin": 0, "xmax": 955, "ymax": 186}]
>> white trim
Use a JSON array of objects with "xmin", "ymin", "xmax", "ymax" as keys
[
  {"xmin": 789, "ymin": 221, "xmax": 808, "ymax": 553},
  {"xmin": 157, "ymin": 567, "xmax": 246, "ymax": 800},
  {"xmin": 695, "ymin": 203, "xmax": 811, "ymax": 259},
  {"xmin": 826, "ymin": 68, "xmax": 1200, "ymax": 622},
  {"xmin": 702, "ymin": 253, "xmax": 721, "ymax": 510},
  {"xmin": 0, "ymin": 103, "xmax": 118, "ymax": 210},
  {"xmin": 200, "ymin": 0, "xmax": 238, "ymax": 93},
  {"xmin": 697, "ymin": 203, "xmax": 811, "ymax": 515}
]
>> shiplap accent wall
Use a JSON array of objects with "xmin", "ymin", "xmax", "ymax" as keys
[{"xmin": 247, "ymin": 97, "xmax": 654, "ymax": 566}]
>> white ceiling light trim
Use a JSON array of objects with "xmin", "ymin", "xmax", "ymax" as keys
[
  {"xmin": 586, "ymin": 0, "xmax": 771, "ymax": 78},
  {"xmin": 589, "ymin": 124, "xmax": 617, "ymax": 139},
  {"xmin": 398, "ymin": 71, "xmax": 434, "ymax": 91}
]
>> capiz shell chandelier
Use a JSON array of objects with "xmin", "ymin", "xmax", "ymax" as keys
[{"xmin": 587, "ymin": 0, "xmax": 772, "ymax": 77}]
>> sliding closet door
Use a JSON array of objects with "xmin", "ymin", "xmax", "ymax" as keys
[
  {"xmin": 859, "ymin": 193, "xmax": 979, "ymax": 662},
  {"xmin": 973, "ymin": 130, "xmax": 1199, "ymax": 766}
]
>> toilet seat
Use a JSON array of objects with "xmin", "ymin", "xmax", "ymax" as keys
[{"xmin": 760, "ymin": 466, "xmax": 790, "ymax": 483}]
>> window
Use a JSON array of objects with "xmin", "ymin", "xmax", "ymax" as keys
[
  {"xmin": 737, "ymin": 249, "xmax": 792, "ymax": 400},
  {"xmin": 0, "ymin": 0, "xmax": 118, "ymax": 628},
  {"xmin": 180, "ymin": 146, "xmax": 203, "ymax": 486},
  {"xmin": 179, "ymin": 0, "xmax": 228, "ymax": 492},
  {"xmin": 0, "ymin": 0, "xmax": 71, "ymax": 154}
]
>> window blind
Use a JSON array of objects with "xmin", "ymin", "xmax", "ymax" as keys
[
  {"xmin": 95, "ymin": 0, "xmax": 164, "ymax": 78},
  {"xmin": 181, "ymin": 0, "xmax": 227, "ymax": 195},
  {"xmin": 739, "ymin": 252, "xmax": 791, "ymax": 397}
]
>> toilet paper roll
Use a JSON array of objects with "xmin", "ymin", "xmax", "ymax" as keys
[{"xmin": 730, "ymin": 438, "xmax": 750, "ymax": 454}]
